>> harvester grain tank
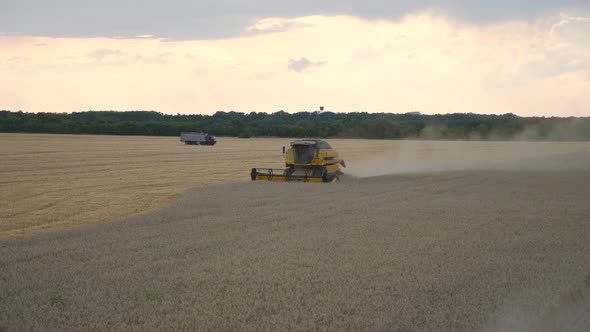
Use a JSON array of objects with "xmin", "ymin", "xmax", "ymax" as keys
[
  {"xmin": 180, "ymin": 132, "xmax": 216, "ymax": 145},
  {"xmin": 251, "ymin": 139, "xmax": 345, "ymax": 183}
]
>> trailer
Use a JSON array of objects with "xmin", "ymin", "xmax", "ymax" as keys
[{"xmin": 180, "ymin": 132, "xmax": 217, "ymax": 145}]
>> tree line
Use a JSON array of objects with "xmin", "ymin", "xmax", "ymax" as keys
[{"xmin": 1, "ymin": 110, "xmax": 589, "ymax": 140}]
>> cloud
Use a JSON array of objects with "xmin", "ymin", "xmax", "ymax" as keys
[
  {"xmin": 550, "ymin": 13, "xmax": 590, "ymax": 37},
  {"xmin": 1, "ymin": 1, "xmax": 588, "ymax": 39},
  {"xmin": 287, "ymin": 57, "xmax": 326, "ymax": 73},
  {"xmin": 88, "ymin": 48, "xmax": 122, "ymax": 61},
  {"xmin": 247, "ymin": 18, "xmax": 314, "ymax": 34},
  {"xmin": 0, "ymin": 13, "xmax": 588, "ymax": 116},
  {"xmin": 132, "ymin": 52, "xmax": 173, "ymax": 64},
  {"xmin": 6, "ymin": 56, "xmax": 29, "ymax": 64}
]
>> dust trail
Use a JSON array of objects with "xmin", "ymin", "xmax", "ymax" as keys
[
  {"xmin": 533, "ymin": 276, "xmax": 590, "ymax": 332},
  {"xmin": 483, "ymin": 275, "xmax": 590, "ymax": 332},
  {"xmin": 344, "ymin": 140, "xmax": 590, "ymax": 178}
]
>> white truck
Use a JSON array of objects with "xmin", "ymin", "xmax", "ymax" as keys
[{"xmin": 180, "ymin": 132, "xmax": 217, "ymax": 145}]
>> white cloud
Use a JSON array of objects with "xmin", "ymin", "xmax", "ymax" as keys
[
  {"xmin": 246, "ymin": 17, "xmax": 314, "ymax": 34},
  {"xmin": 550, "ymin": 13, "xmax": 590, "ymax": 38}
]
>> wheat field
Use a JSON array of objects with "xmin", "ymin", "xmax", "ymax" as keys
[
  {"xmin": 2, "ymin": 133, "xmax": 590, "ymax": 237},
  {"xmin": 2, "ymin": 133, "xmax": 590, "ymax": 330},
  {"xmin": 0, "ymin": 134, "xmax": 286, "ymax": 236}
]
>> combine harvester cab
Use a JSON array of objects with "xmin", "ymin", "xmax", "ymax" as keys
[{"xmin": 251, "ymin": 139, "xmax": 346, "ymax": 183}]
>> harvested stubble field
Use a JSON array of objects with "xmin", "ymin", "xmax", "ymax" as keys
[{"xmin": 1, "ymin": 133, "xmax": 590, "ymax": 330}]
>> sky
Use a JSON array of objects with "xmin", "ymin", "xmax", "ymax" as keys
[{"xmin": 1, "ymin": 1, "xmax": 589, "ymax": 116}]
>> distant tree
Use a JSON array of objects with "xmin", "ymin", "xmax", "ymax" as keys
[{"xmin": 0, "ymin": 110, "xmax": 589, "ymax": 141}]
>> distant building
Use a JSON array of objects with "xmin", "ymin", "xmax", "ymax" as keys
[{"xmin": 406, "ymin": 111, "xmax": 421, "ymax": 116}]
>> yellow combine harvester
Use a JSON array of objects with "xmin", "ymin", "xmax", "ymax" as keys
[{"xmin": 251, "ymin": 139, "xmax": 346, "ymax": 183}]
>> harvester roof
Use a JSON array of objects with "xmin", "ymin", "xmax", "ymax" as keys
[{"xmin": 290, "ymin": 139, "xmax": 324, "ymax": 146}]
